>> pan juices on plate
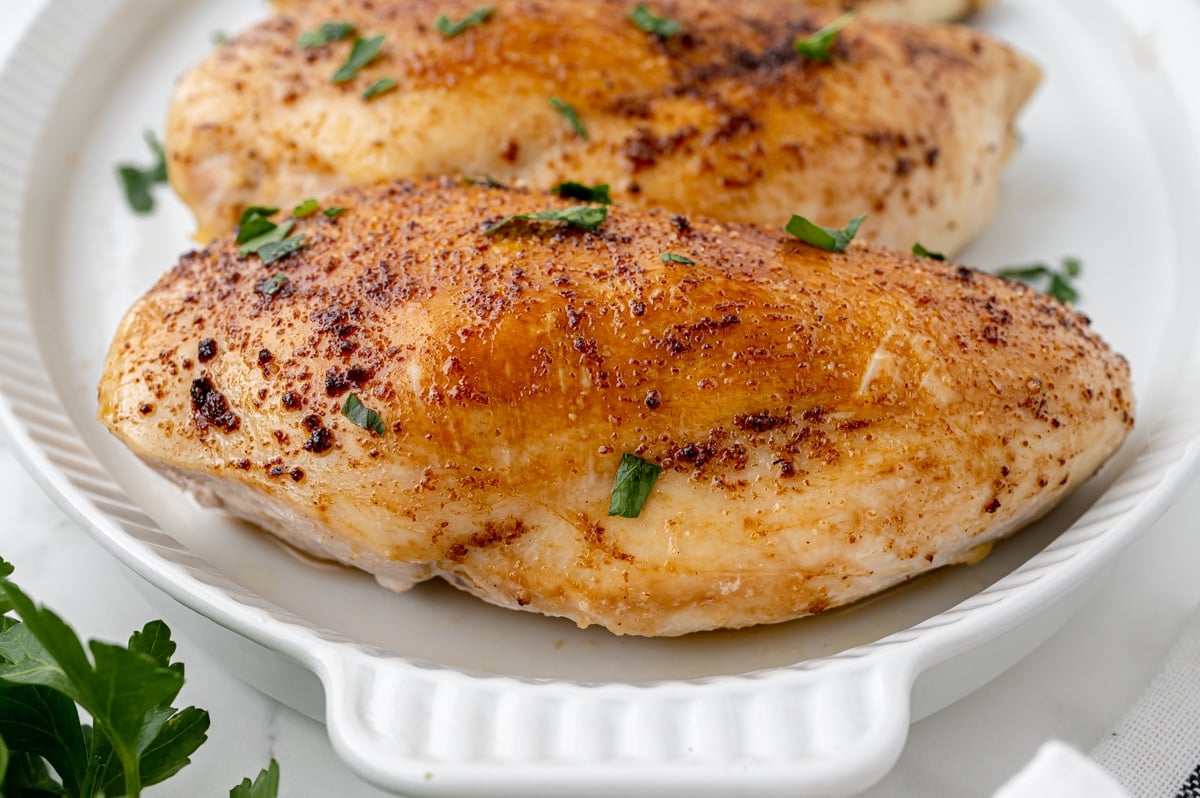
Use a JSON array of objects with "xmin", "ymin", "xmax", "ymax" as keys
[
  {"xmin": 167, "ymin": 0, "xmax": 1038, "ymax": 256},
  {"xmin": 97, "ymin": 180, "xmax": 1134, "ymax": 636}
]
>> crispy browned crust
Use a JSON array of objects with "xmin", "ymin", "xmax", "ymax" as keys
[
  {"xmin": 170, "ymin": 0, "xmax": 1039, "ymax": 255},
  {"xmin": 99, "ymin": 180, "xmax": 1132, "ymax": 635}
]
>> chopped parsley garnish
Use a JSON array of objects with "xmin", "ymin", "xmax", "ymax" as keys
[
  {"xmin": 661, "ymin": 252, "xmax": 695, "ymax": 264},
  {"xmin": 260, "ymin": 273, "xmax": 290, "ymax": 296},
  {"xmin": 549, "ymin": 96, "xmax": 588, "ymax": 140},
  {"xmin": 239, "ymin": 219, "xmax": 295, "ymax": 256},
  {"xmin": 342, "ymin": 392, "xmax": 386, "ymax": 435},
  {"xmin": 362, "ymin": 76, "xmax": 397, "ymax": 100},
  {"xmin": 912, "ymin": 242, "xmax": 945, "ymax": 261},
  {"xmin": 434, "ymin": 6, "xmax": 495, "ymax": 37},
  {"xmin": 323, "ymin": 206, "xmax": 347, "ymax": 219},
  {"xmin": 292, "ymin": 199, "xmax": 320, "ymax": 218},
  {"xmin": 235, "ymin": 207, "xmax": 281, "ymax": 245},
  {"xmin": 793, "ymin": 12, "xmax": 855, "ymax": 63},
  {"xmin": 461, "ymin": 174, "xmax": 507, "ymax": 188},
  {"xmin": 785, "ymin": 213, "xmax": 866, "ymax": 252},
  {"xmin": 550, "ymin": 181, "xmax": 611, "ymax": 204},
  {"xmin": 0, "ymin": 556, "xmax": 281, "ymax": 798},
  {"xmin": 116, "ymin": 130, "xmax": 169, "ymax": 214},
  {"xmin": 257, "ymin": 234, "xmax": 308, "ymax": 266},
  {"xmin": 629, "ymin": 5, "xmax": 683, "ymax": 37},
  {"xmin": 484, "ymin": 205, "xmax": 608, "ymax": 235},
  {"xmin": 332, "ymin": 35, "xmax": 385, "ymax": 83},
  {"xmin": 608, "ymin": 453, "xmax": 663, "ymax": 518},
  {"xmin": 996, "ymin": 257, "xmax": 1082, "ymax": 304},
  {"xmin": 297, "ymin": 21, "xmax": 356, "ymax": 48}
]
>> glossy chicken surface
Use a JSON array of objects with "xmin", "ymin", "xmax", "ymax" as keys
[
  {"xmin": 169, "ymin": 0, "xmax": 1039, "ymax": 255},
  {"xmin": 99, "ymin": 181, "xmax": 1134, "ymax": 636}
]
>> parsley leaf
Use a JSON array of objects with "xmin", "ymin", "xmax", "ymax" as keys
[
  {"xmin": 435, "ymin": 6, "xmax": 495, "ymax": 37},
  {"xmin": 297, "ymin": 21, "xmax": 356, "ymax": 48},
  {"xmin": 236, "ymin": 208, "xmax": 280, "ymax": 246},
  {"xmin": 661, "ymin": 252, "xmax": 694, "ymax": 265},
  {"xmin": 461, "ymin": 175, "xmax": 507, "ymax": 189},
  {"xmin": 332, "ymin": 35, "xmax": 385, "ymax": 83},
  {"xmin": 342, "ymin": 393, "xmax": 386, "ymax": 435},
  {"xmin": 260, "ymin": 274, "xmax": 290, "ymax": 296},
  {"xmin": 230, "ymin": 759, "xmax": 281, "ymax": 798},
  {"xmin": 323, "ymin": 206, "xmax": 347, "ymax": 219},
  {"xmin": 996, "ymin": 257, "xmax": 1082, "ymax": 304},
  {"xmin": 239, "ymin": 220, "xmax": 295, "ymax": 257},
  {"xmin": 257, "ymin": 234, "xmax": 309, "ymax": 266},
  {"xmin": 629, "ymin": 5, "xmax": 683, "ymax": 37},
  {"xmin": 785, "ymin": 213, "xmax": 866, "ymax": 252},
  {"xmin": 211, "ymin": 30, "xmax": 230, "ymax": 46},
  {"xmin": 116, "ymin": 131, "xmax": 169, "ymax": 214},
  {"xmin": 549, "ymin": 97, "xmax": 588, "ymax": 140},
  {"xmin": 911, "ymin": 242, "xmax": 945, "ymax": 261},
  {"xmin": 608, "ymin": 454, "xmax": 663, "ymax": 518},
  {"xmin": 484, "ymin": 205, "xmax": 608, "ymax": 235},
  {"xmin": 292, "ymin": 199, "xmax": 320, "ymax": 218},
  {"xmin": 794, "ymin": 12, "xmax": 855, "ymax": 63},
  {"xmin": 362, "ymin": 76, "xmax": 397, "ymax": 100},
  {"xmin": 550, "ymin": 181, "xmax": 611, "ymax": 204}
]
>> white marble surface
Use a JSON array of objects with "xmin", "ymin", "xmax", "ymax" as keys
[{"xmin": 4, "ymin": 2, "xmax": 1200, "ymax": 796}]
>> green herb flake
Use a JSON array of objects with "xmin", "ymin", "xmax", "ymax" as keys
[
  {"xmin": 549, "ymin": 96, "xmax": 588, "ymax": 140},
  {"xmin": 332, "ymin": 35, "xmax": 385, "ymax": 83},
  {"xmin": 911, "ymin": 242, "xmax": 945, "ymax": 261},
  {"xmin": 608, "ymin": 453, "xmax": 663, "ymax": 518},
  {"xmin": 342, "ymin": 392, "xmax": 386, "ymax": 435},
  {"xmin": 661, "ymin": 252, "xmax": 695, "ymax": 265},
  {"xmin": 434, "ymin": 6, "xmax": 495, "ymax": 37},
  {"xmin": 239, "ymin": 219, "xmax": 295, "ymax": 257},
  {"xmin": 550, "ymin": 181, "xmax": 611, "ymax": 204},
  {"xmin": 211, "ymin": 30, "xmax": 230, "ymax": 46},
  {"xmin": 362, "ymin": 76, "xmax": 397, "ymax": 100},
  {"xmin": 996, "ymin": 257, "xmax": 1082, "ymax": 305},
  {"xmin": 461, "ymin": 175, "xmax": 507, "ymax": 189},
  {"xmin": 116, "ymin": 131, "xmax": 169, "ymax": 214},
  {"xmin": 484, "ymin": 205, "xmax": 608, "ymax": 235},
  {"xmin": 323, "ymin": 206, "xmax": 347, "ymax": 219},
  {"xmin": 292, "ymin": 199, "xmax": 320, "ymax": 218},
  {"xmin": 297, "ymin": 21, "xmax": 357, "ymax": 48},
  {"xmin": 260, "ymin": 274, "xmax": 290, "ymax": 296},
  {"xmin": 793, "ymin": 12, "xmax": 855, "ymax": 63},
  {"xmin": 629, "ymin": 5, "xmax": 683, "ymax": 37},
  {"xmin": 785, "ymin": 213, "xmax": 866, "ymax": 252},
  {"xmin": 257, "ymin": 234, "xmax": 309, "ymax": 266}
]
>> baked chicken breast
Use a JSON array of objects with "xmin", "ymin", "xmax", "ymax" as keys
[
  {"xmin": 168, "ymin": 0, "xmax": 1039, "ymax": 255},
  {"xmin": 801, "ymin": 0, "xmax": 992, "ymax": 24},
  {"xmin": 98, "ymin": 180, "xmax": 1134, "ymax": 636}
]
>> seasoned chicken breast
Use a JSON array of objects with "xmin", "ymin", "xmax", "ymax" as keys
[
  {"xmin": 98, "ymin": 180, "xmax": 1133, "ymax": 636},
  {"xmin": 168, "ymin": 0, "xmax": 1039, "ymax": 255},
  {"xmin": 801, "ymin": 0, "xmax": 992, "ymax": 24}
]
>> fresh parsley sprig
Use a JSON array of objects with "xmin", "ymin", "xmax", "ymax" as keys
[
  {"xmin": 549, "ymin": 97, "xmax": 588, "ymax": 140},
  {"xmin": 435, "ymin": 6, "xmax": 495, "ymax": 37},
  {"xmin": 785, "ymin": 213, "xmax": 866, "ymax": 252},
  {"xmin": 550, "ymin": 181, "xmax": 611, "ymax": 204},
  {"xmin": 996, "ymin": 257, "xmax": 1082, "ymax": 304},
  {"xmin": 629, "ymin": 5, "xmax": 683, "ymax": 38},
  {"xmin": 794, "ymin": 12, "xmax": 855, "ymax": 63},
  {"xmin": 0, "ymin": 557, "xmax": 279, "ymax": 797},
  {"xmin": 484, "ymin": 205, "xmax": 608, "ymax": 235},
  {"xmin": 608, "ymin": 454, "xmax": 663, "ymax": 518},
  {"xmin": 332, "ymin": 35, "xmax": 385, "ymax": 83},
  {"xmin": 116, "ymin": 131, "xmax": 169, "ymax": 214}
]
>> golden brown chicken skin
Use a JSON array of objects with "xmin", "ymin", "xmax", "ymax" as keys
[
  {"xmin": 169, "ymin": 0, "xmax": 1039, "ymax": 255},
  {"xmin": 98, "ymin": 180, "xmax": 1133, "ymax": 636}
]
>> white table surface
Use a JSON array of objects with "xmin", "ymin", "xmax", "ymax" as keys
[{"xmin": 3, "ymin": 2, "xmax": 1200, "ymax": 796}]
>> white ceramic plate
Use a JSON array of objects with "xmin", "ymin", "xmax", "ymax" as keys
[{"xmin": 2, "ymin": 0, "xmax": 1200, "ymax": 795}]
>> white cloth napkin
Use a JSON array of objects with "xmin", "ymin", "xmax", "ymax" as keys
[{"xmin": 995, "ymin": 605, "xmax": 1200, "ymax": 798}]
